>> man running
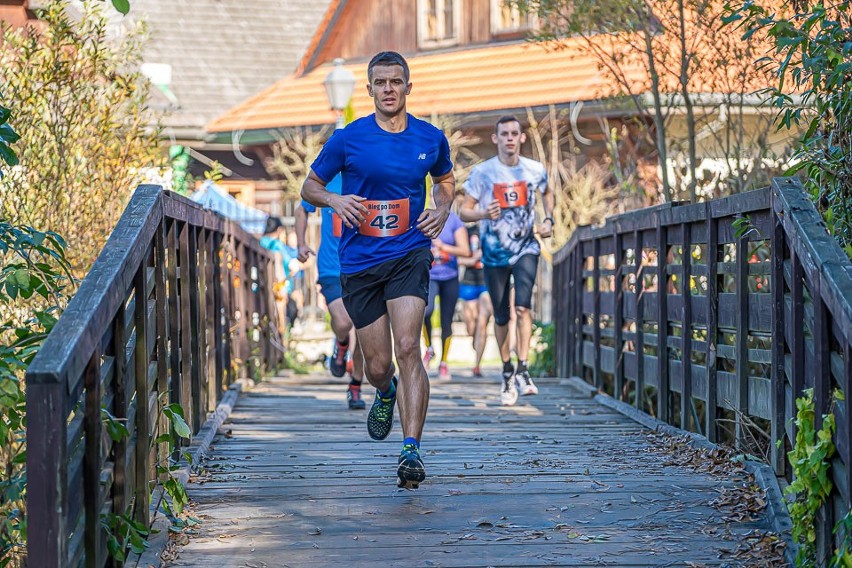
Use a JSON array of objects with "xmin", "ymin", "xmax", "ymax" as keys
[
  {"xmin": 460, "ymin": 115, "xmax": 554, "ymax": 406},
  {"xmin": 301, "ymin": 51, "xmax": 454, "ymax": 489},
  {"xmin": 295, "ymin": 174, "xmax": 367, "ymax": 409}
]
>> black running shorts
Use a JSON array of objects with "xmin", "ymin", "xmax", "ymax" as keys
[
  {"xmin": 484, "ymin": 253, "xmax": 539, "ymax": 326},
  {"xmin": 340, "ymin": 247, "xmax": 433, "ymax": 329}
]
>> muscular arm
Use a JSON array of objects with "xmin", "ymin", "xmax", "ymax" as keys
[
  {"xmin": 294, "ymin": 204, "xmax": 314, "ymax": 262},
  {"xmin": 301, "ymin": 170, "xmax": 366, "ymax": 228},
  {"xmin": 417, "ymin": 170, "xmax": 455, "ymax": 238}
]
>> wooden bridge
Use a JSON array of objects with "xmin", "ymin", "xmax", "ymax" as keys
[{"xmin": 24, "ymin": 178, "xmax": 852, "ymax": 567}]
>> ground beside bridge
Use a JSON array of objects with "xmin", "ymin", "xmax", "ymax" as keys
[{"xmin": 164, "ymin": 369, "xmax": 785, "ymax": 567}]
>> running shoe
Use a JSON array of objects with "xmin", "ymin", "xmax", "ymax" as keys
[
  {"xmin": 516, "ymin": 368, "xmax": 539, "ymax": 396},
  {"xmin": 367, "ymin": 377, "xmax": 397, "ymax": 440},
  {"xmin": 438, "ymin": 362, "xmax": 451, "ymax": 380},
  {"xmin": 472, "ymin": 366, "xmax": 483, "ymax": 378},
  {"xmin": 501, "ymin": 363, "xmax": 518, "ymax": 406},
  {"xmin": 397, "ymin": 443, "xmax": 426, "ymax": 489},
  {"xmin": 347, "ymin": 382, "xmax": 366, "ymax": 410},
  {"xmin": 422, "ymin": 346, "xmax": 435, "ymax": 368},
  {"xmin": 330, "ymin": 338, "xmax": 348, "ymax": 378}
]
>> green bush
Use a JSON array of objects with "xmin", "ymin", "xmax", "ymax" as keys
[
  {"xmin": 529, "ymin": 321, "xmax": 555, "ymax": 377},
  {"xmin": 0, "ymin": 221, "xmax": 72, "ymax": 567}
]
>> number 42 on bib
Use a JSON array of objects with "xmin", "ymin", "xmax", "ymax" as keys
[{"xmin": 359, "ymin": 198, "xmax": 410, "ymax": 237}]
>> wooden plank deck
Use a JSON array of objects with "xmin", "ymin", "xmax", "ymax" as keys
[{"xmin": 167, "ymin": 370, "xmax": 779, "ymax": 567}]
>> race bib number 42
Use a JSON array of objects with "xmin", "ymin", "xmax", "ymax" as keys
[
  {"xmin": 359, "ymin": 198, "xmax": 410, "ymax": 237},
  {"xmin": 493, "ymin": 181, "xmax": 529, "ymax": 208}
]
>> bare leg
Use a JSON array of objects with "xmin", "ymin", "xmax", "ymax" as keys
[
  {"xmin": 508, "ymin": 287, "xmax": 518, "ymax": 358},
  {"xmin": 462, "ymin": 299, "xmax": 478, "ymax": 337},
  {"xmin": 387, "ymin": 296, "xmax": 429, "ymax": 441},
  {"xmin": 474, "ymin": 293, "xmax": 493, "ymax": 369},
  {"xmin": 355, "ymin": 314, "xmax": 395, "ymax": 392},
  {"xmin": 515, "ymin": 305, "xmax": 533, "ymax": 362},
  {"xmin": 328, "ymin": 298, "xmax": 364, "ymax": 381}
]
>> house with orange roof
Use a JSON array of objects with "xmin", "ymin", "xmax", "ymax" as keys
[{"xmin": 206, "ymin": 0, "xmax": 793, "ymax": 211}]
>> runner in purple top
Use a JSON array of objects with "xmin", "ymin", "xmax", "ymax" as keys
[{"xmin": 422, "ymin": 211, "xmax": 470, "ymax": 380}]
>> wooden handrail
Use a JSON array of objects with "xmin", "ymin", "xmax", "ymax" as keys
[
  {"xmin": 553, "ymin": 177, "xmax": 852, "ymax": 562},
  {"xmin": 26, "ymin": 186, "xmax": 283, "ymax": 568}
]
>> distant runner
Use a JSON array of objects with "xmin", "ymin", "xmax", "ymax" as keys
[{"xmin": 460, "ymin": 115, "xmax": 554, "ymax": 406}]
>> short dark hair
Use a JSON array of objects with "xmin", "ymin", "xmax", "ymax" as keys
[
  {"xmin": 263, "ymin": 216, "xmax": 283, "ymax": 236},
  {"xmin": 495, "ymin": 115, "xmax": 521, "ymax": 133},
  {"xmin": 368, "ymin": 51, "xmax": 410, "ymax": 83}
]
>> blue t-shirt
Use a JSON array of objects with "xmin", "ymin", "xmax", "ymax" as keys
[
  {"xmin": 310, "ymin": 114, "xmax": 453, "ymax": 274},
  {"xmin": 301, "ymin": 175, "xmax": 342, "ymax": 279}
]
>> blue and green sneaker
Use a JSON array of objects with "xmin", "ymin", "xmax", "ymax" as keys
[
  {"xmin": 367, "ymin": 377, "xmax": 397, "ymax": 440},
  {"xmin": 397, "ymin": 443, "xmax": 426, "ymax": 489}
]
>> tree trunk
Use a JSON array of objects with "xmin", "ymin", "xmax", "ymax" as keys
[
  {"xmin": 643, "ymin": 4, "xmax": 671, "ymax": 202},
  {"xmin": 678, "ymin": 0, "xmax": 698, "ymax": 202}
]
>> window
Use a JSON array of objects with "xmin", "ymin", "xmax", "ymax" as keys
[
  {"xmin": 491, "ymin": 0, "xmax": 536, "ymax": 35},
  {"xmin": 418, "ymin": 0, "xmax": 460, "ymax": 48}
]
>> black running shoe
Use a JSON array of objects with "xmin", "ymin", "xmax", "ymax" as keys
[
  {"xmin": 367, "ymin": 377, "xmax": 397, "ymax": 440},
  {"xmin": 347, "ymin": 382, "xmax": 366, "ymax": 410},
  {"xmin": 330, "ymin": 338, "xmax": 348, "ymax": 378},
  {"xmin": 397, "ymin": 443, "xmax": 426, "ymax": 489}
]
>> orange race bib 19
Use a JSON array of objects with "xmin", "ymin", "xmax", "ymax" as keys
[
  {"xmin": 493, "ymin": 181, "xmax": 529, "ymax": 208},
  {"xmin": 331, "ymin": 212, "xmax": 343, "ymax": 237},
  {"xmin": 359, "ymin": 198, "xmax": 410, "ymax": 237}
]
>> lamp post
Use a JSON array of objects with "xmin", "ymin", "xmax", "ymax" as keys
[{"xmin": 323, "ymin": 58, "xmax": 356, "ymax": 130}]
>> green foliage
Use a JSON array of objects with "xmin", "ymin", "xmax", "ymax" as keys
[
  {"xmin": 724, "ymin": 1, "xmax": 852, "ymax": 250},
  {"xmin": 101, "ymin": 512, "xmax": 148, "ymax": 562},
  {"xmin": 529, "ymin": 321, "xmax": 555, "ymax": 378},
  {"xmin": 0, "ymin": 221, "xmax": 72, "ymax": 567},
  {"xmin": 0, "ymin": 100, "xmax": 19, "ymax": 173},
  {"xmin": 0, "ymin": 0, "xmax": 161, "ymax": 272},
  {"xmin": 169, "ymin": 145, "xmax": 192, "ymax": 196},
  {"xmin": 784, "ymin": 388, "xmax": 842, "ymax": 566}
]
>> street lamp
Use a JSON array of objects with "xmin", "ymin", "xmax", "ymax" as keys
[{"xmin": 323, "ymin": 58, "xmax": 356, "ymax": 130}]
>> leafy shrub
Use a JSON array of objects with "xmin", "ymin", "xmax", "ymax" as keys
[{"xmin": 0, "ymin": 221, "xmax": 72, "ymax": 567}]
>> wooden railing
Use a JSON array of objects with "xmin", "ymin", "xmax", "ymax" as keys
[
  {"xmin": 25, "ymin": 186, "xmax": 283, "ymax": 568},
  {"xmin": 553, "ymin": 177, "xmax": 851, "ymax": 561}
]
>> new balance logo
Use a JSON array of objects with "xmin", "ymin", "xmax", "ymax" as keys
[{"xmin": 418, "ymin": 153, "xmax": 427, "ymax": 160}]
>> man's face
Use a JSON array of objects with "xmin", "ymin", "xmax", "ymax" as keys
[
  {"xmin": 492, "ymin": 121, "xmax": 525, "ymax": 157},
  {"xmin": 367, "ymin": 64, "xmax": 411, "ymax": 116}
]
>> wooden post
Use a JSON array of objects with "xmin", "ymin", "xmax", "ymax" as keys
[
  {"xmin": 26, "ymin": 381, "xmax": 68, "ymax": 567},
  {"xmin": 213, "ymin": 232, "xmax": 225, "ymax": 400},
  {"xmin": 111, "ymin": 301, "xmax": 129, "ymax": 532},
  {"xmin": 734, "ymin": 236, "xmax": 749, "ymax": 449},
  {"xmin": 790, "ymin": 248, "xmax": 805, "ymax": 442},
  {"xmin": 770, "ymin": 207, "xmax": 786, "ymax": 474},
  {"xmin": 134, "ymin": 260, "xmax": 151, "ymax": 527},
  {"xmin": 188, "ymin": 226, "xmax": 202, "ymax": 432},
  {"xmin": 634, "ymin": 230, "xmax": 645, "ymax": 411},
  {"xmin": 705, "ymin": 206, "xmax": 719, "ymax": 443},
  {"xmin": 813, "ymin": 282, "xmax": 833, "ymax": 563},
  {"xmin": 592, "ymin": 238, "xmax": 601, "ymax": 388},
  {"xmin": 657, "ymin": 222, "xmax": 669, "ymax": 423},
  {"xmin": 178, "ymin": 222, "xmax": 194, "ymax": 434},
  {"xmin": 166, "ymin": 221, "xmax": 182, "ymax": 424},
  {"xmin": 682, "ymin": 224, "xmax": 693, "ymax": 432},
  {"xmin": 614, "ymin": 232, "xmax": 625, "ymax": 400},
  {"xmin": 83, "ymin": 351, "xmax": 103, "ymax": 568},
  {"xmin": 154, "ymin": 221, "xmax": 170, "ymax": 482}
]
